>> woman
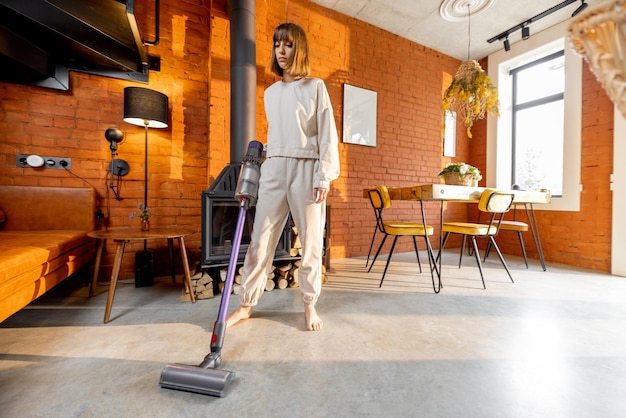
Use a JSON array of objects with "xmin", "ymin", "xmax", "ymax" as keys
[{"xmin": 226, "ymin": 22, "xmax": 340, "ymax": 331}]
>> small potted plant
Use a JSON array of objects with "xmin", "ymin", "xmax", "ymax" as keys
[
  {"xmin": 438, "ymin": 162, "xmax": 482, "ymax": 186},
  {"xmin": 130, "ymin": 203, "xmax": 153, "ymax": 231}
]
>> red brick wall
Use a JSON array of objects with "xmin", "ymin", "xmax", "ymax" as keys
[
  {"xmin": 0, "ymin": 0, "xmax": 614, "ymax": 278},
  {"xmin": 0, "ymin": 0, "xmax": 213, "ymax": 279}
]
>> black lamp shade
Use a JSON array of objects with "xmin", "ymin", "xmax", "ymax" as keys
[{"xmin": 123, "ymin": 87, "xmax": 169, "ymax": 128}]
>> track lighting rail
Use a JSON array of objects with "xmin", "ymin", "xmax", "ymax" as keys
[{"xmin": 487, "ymin": 0, "xmax": 588, "ymax": 48}]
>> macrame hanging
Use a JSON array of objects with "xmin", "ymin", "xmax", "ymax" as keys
[
  {"xmin": 442, "ymin": 5, "xmax": 500, "ymax": 138},
  {"xmin": 569, "ymin": 0, "xmax": 626, "ymax": 118}
]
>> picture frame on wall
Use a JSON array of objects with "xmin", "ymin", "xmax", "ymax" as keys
[{"xmin": 342, "ymin": 84, "xmax": 377, "ymax": 147}]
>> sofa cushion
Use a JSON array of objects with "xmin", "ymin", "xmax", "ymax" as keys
[{"xmin": 0, "ymin": 230, "xmax": 91, "ymax": 284}]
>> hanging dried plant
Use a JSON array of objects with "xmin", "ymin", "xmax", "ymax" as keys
[{"xmin": 442, "ymin": 60, "xmax": 500, "ymax": 138}]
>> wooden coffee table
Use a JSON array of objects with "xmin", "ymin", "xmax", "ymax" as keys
[{"xmin": 87, "ymin": 228, "xmax": 196, "ymax": 323}]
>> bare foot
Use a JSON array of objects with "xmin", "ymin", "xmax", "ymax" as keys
[
  {"xmin": 304, "ymin": 303, "xmax": 323, "ymax": 331},
  {"xmin": 226, "ymin": 306, "xmax": 252, "ymax": 328}
]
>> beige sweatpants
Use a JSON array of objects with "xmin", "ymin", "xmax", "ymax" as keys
[{"xmin": 238, "ymin": 157, "xmax": 326, "ymax": 307}]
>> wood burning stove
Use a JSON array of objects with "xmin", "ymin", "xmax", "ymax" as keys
[{"xmin": 201, "ymin": 164, "xmax": 293, "ymax": 268}]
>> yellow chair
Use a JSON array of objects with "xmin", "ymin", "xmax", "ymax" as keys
[
  {"xmin": 439, "ymin": 189, "xmax": 515, "ymax": 289},
  {"xmin": 485, "ymin": 219, "xmax": 529, "ymax": 268},
  {"xmin": 367, "ymin": 185, "xmax": 438, "ymax": 291},
  {"xmin": 478, "ymin": 204, "xmax": 530, "ymax": 268}
]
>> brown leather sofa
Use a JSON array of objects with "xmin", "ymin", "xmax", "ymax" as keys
[{"xmin": 0, "ymin": 185, "xmax": 96, "ymax": 322}]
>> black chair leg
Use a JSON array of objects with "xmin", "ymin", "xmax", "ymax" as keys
[
  {"xmin": 470, "ymin": 237, "xmax": 487, "ymax": 289},
  {"xmin": 412, "ymin": 236, "xmax": 422, "ymax": 273},
  {"xmin": 484, "ymin": 239, "xmax": 492, "ymax": 261},
  {"xmin": 379, "ymin": 236, "xmax": 399, "ymax": 288},
  {"xmin": 368, "ymin": 234, "xmax": 388, "ymax": 272},
  {"xmin": 517, "ymin": 231, "xmax": 529, "ymax": 268},
  {"xmin": 489, "ymin": 236, "xmax": 514, "ymax": 283},
  {"xmin": 436, "ymin": 232, "xmax": 451, "ymax": 263},
  {"xmin": 365, "ymin": 227, "xmax": 378, "ymax": 268},
  {"xmin": 458, "ymin": 235, "xmax": 467, "ymax": 268},
  {"xmin": 423, "ymin": 236, "xmax": 441, "ymax": 293},
  {"xmin": 485, "ymin": 234, "xmax": 528, "ymax": 268}
]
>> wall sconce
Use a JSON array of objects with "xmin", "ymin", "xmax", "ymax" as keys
[{"xmin": 105, "ymin": 127, "xmax": 129, "ymax": 200}]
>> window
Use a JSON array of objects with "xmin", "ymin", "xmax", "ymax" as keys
[
  {"xmin": 486, "ymin": 21, "xmax": 582, "ymax": 211},
  {"xmin": 511, "ymin": 51, "xmax": 565, "ymax": 196}
]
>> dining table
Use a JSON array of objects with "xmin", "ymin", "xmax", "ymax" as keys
[{"xmin": 364, "ymin": 184, "xmax": 551, "ymax": 291}]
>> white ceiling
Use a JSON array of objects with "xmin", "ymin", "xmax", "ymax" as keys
[{"xmin": 310, "ymin": 0, "xmax": 602, "ymax": 60}]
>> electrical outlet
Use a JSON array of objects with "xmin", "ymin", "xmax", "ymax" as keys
[{"xmin": 16, "ymin": 155, "xmax": 72, "ymax": 170}]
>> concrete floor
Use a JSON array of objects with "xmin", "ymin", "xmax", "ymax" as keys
[{"xmin": 1, "ymin": 251, "xmax": 626, "ymax": 418}]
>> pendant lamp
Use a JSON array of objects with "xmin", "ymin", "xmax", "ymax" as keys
[{"xmin": 442, "ymin": 5, "xmax": 500, "ymax": 138}]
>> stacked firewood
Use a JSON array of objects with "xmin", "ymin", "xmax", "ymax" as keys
[
  {"xmin": 181, "ymin": 268, "xmax": 214, "ymax": 301},
  {"xmin": 182, "ymin": 223, "xmax": 328, "ymax": 301},
  {"xmin": 221, "ymin": 261, "xmax": 301, "ymax": 294},
  {"xmin": 182, "ymin": 260, "xmax": 328, "ymax": 301},
  {"xmin": 228, "ymin": 261, "xmax": 328, "ymax": 293}
]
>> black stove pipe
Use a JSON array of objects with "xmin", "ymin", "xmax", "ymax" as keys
[{"xmin": 228, "ymin": 0, "xmax": 256, "ymax": 163}]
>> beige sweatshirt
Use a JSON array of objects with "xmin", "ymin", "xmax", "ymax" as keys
[{"xmin": 264, "ymin": 77, "xmax": 340, "ymax": 190}]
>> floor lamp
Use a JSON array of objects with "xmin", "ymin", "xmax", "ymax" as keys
[
  {"xmin": 123, "ymin": 86, "xmax": 169, "ymax": 218},
  {"xmin": 123, "ymin": 86, "xmax": 168, "ymax": 286}
]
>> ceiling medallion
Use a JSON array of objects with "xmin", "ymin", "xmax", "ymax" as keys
[{"xmin": 439, "ymin": 0, "xmax": 497, "ymax": 21}]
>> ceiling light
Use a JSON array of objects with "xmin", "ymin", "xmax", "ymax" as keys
[
  {"xmin": 522, "ymin": 25, "xmax": 530, "ymax": 40},
  {"xmin": 572, "ymin": 0, "xmax": 588, "ymax": 17},
  {"xmin": 504, "ymin": 37, "xmax": 511, "ymax": 51}
]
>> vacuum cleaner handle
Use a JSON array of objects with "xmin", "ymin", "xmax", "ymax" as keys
[{"xmin": 214, "ymin": 206, "xmax": 246, "ymax": 326}]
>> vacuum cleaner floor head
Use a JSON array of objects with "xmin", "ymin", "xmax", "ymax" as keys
[{"xmin": 159, "ymin": 364, "xmax": 235, "ymax": 397}]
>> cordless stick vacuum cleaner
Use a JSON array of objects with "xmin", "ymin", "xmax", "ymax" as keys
[{"xmin": 159, "ymin": 140, "xmax": 264, "ymax": 397}]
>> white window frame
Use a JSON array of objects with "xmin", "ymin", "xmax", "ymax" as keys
[{"xmin": 487, "ymin": 20, "xmax": 582, "ymax": 211}]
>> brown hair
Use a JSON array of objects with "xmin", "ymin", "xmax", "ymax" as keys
[{"xmin": 270, "ymin": 23, "xmax": 310, "ymax": 78}]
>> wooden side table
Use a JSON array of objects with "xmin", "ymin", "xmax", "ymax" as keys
[{"xmin": 87, "ymin": 228, "xmax": 196, "ymax": 323}]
